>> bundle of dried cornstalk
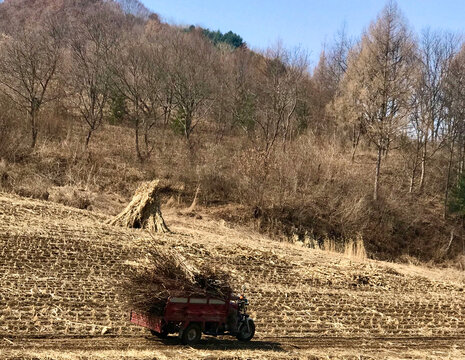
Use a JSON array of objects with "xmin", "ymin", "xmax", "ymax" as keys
[
  {"xmin": 110, "ymin": 180, "xmax": 171, "ymax": 233},
  {"xmin": 122, "ymin": 247, "xmax": 232, "ymax": 316}
]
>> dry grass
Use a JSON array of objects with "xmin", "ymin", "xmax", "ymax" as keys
[
  {"xmin": 2, "ymin": 345, "xmax": 465, "ymax": 360},
  {"xmin": 296, "ymin": 233, "xmax": 367, "ymax": 262},
  {"xmin": 0, "ymin": 117, "xmax": 461, "ymax": 263},
  {"xmin": 344, "ymin": 234, "xmax": 368, "ymax": 261}
]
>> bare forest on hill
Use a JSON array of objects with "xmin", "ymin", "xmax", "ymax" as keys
[{"xmin": 1, "ymin": 0, "xmax": 465, "ymax": 264}]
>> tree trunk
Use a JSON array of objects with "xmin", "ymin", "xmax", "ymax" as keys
[
  {"xmin": 144, "ymin": 127, "xmax": 150, "ymax": 157},
  {"xmin": 351, "ymin": 124, "xmax": 361, "ymax": 162},
  {"xmin": 419, "ymin": 138, "xmax": 427, "ymax": 193},
  {"xmin": 163, "ymin": 91, "xmax": 173, "ymax": 126},
  {"xmin": 135, "ymin": 119, "xmax": 143, "ymax": 162},
  {"xmin": 143, "ymin": 117, "xmax": 156, "ymax": 160},
  {"xmin": 184, "ymin": 112, "xmax": 192, "ymax": 141},
  {"xmin": 30, "ymin": 110, "xmax": 38, "ymax": 149},
  {"xmin": 85, "ymin": 129, "xmax": 92, "ymax": 149},
  {"xmin": 459, "ymin": 139, "xmax": 465, "ymax": 177},
  {"xmin": 444, "ymin": 139, "xmax": 455, "ymax": 219},
  {"xmin": 374, "ymin": 146, "xmax": 382, "ymax": 201},
  {"xmin": 282, "ymin": 95, "xmax": 297, "ymax": 148},
  {"xmin": 409, "ymin": 163, "xmax": 417, "ymax": 194}
]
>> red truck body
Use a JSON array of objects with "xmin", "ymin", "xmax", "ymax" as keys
[
  {"xmin": 130, "ymin": 295, "xmax": 233, "ymax": 333},
  {"xmin": 129, "ymin": 294, "xmax": 255, "ymax": 344}
]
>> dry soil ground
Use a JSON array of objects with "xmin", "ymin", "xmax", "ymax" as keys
[{"xmin": 1, "ymin": 192, "xmax": 465, "ymax": 359}]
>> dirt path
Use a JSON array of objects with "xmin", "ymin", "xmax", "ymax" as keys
[{"xmin": 2, "ymin": 335, "xmax": 465, "ymax": 359}]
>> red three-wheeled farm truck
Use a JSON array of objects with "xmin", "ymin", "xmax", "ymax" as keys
[{"xmin": 130, "ymin": 293, "xmax": 255, "ymax": 345}]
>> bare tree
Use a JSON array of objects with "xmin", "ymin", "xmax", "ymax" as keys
[
  {"xmin": 409, "ymin": 29, "xmax": 460, "ymax": 193},
  {"xmin": 116, "ymin": 0, "xmax": 151, "ymax": 20},
  {"xmin": 111, "ymin": 27, "xmax": 164, "ymax": 161},
  {"xmin": 335, "ymin": 2, "xmax": 417, "ymax": 200},
  {"xmin": 224, "ymin": 47, "xmax": 258, "ymax": 135},
  {"xmin": 319, "ymin": 29, "xmax": 364, "ymax": 158},
  {"xmin": 0, "ymin": 19, "xmax": 64, "ymax": 148},
  {"xmin": 315, "ymin": 24, "xmax": 353, "ymax": 97},
  {"xmin": 253, "ymin": 43, "xmax": 308, "ymax": 159},
  {"xmin": 406, "ymin": 88, "xmax": 425, "ymax": 193},
  {"xmin": 68, "ymin": 4, "xmax": 122, "ymax": 148},
  {"xmin": 443, "ymin": 45, "xmax": 465, "ymax": 217},
  {"xmin": 164, "ymin": 29, "xmax": 217, "ymax": 142}
]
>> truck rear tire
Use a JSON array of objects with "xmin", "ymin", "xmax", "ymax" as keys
[
  {"xmin": 236, "ymin": 319, "xmax": 255, "ymax": 341},
  {"xmin": 181, "ymin": 323, "xmax": 202, "ymax": 345}
]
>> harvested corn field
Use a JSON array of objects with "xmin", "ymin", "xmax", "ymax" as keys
[{"xmin": 1, "ymin": 192, "xmax": 465, "ymax": 359}]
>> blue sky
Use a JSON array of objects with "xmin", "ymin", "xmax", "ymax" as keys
[{"xmin": 141, "ymin": 0, "xmax": 465, "ymax": 65}]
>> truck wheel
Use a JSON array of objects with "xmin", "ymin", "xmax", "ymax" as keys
[
  {"xmin": 181, "ymin": 323, "xmax": 202, "ymax": 345},
  {"xmin": 236, "ymin": 319, "xmax": 255, "ymax": 341}
]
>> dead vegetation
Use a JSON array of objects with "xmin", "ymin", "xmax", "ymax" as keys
[
  {"xmin": 0, "ymin": 0, "xmax": 465, "ymax": 264},
  {"xmin": 122, "ymin": 246, "xmax": 232, "ymax": 315},
  {"xmin": 1, "ymin": 193, "xmax": 465, "ymax": 358},
  {"xmin": 1, "ymin": 118, "xmax": 463, "ymax": 265},
  {"xmin": 109, "ymin": 180, "xmax": 170, "ymax": 233},
  {"xmin": 0, "ymin": 193, "xmax": 465, "ymax": 358},
  {"xmin": 1, "ymin": 193, "xmax": 464, "ymax": 339}
]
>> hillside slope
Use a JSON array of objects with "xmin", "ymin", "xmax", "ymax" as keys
[{"xmin": 1, "ymin": 192, "xmax": 465, "ymax": 359}]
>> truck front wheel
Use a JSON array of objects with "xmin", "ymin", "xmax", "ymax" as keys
[
  {"xmin": 181, "ymin": 323, "xmax": 202, "ymax": 345},
  {"xmin": 236, "ymin": 319, "xmax": 255, "ymax": 341}
]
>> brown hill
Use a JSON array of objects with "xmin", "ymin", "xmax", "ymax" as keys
[{"xmin": 0, "ymin": 0, "xmax": 464, "ymax": 265}]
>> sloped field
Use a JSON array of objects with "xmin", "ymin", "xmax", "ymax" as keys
[{"xmin": 1, "ymin": 192, "xmax": 465, "ymax": 359}]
